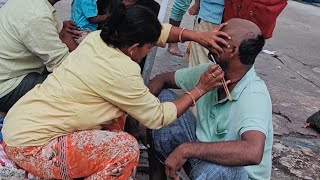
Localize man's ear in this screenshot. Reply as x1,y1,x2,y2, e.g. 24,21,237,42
229,45,239,58
128,43,140,55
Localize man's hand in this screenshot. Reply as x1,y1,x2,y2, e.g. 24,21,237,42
147,72,178,96
188,3,199,15
194,22,231,55
63,20,81,39
164,144,188,180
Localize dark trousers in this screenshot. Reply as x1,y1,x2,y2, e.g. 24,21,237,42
0,72,47,112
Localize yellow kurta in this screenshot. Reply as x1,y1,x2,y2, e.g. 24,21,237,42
3,24,177,147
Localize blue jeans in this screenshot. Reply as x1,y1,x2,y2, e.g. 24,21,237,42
152,89,248,180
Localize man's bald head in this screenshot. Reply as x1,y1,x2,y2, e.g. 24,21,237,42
221,18,265,66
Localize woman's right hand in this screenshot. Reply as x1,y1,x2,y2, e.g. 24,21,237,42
196,64,230,94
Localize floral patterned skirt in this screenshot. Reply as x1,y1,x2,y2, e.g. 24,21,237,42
3,115,139,180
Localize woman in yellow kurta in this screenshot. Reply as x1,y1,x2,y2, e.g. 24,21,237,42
2,3,230,180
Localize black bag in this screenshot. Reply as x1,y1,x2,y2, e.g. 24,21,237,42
307,110,320,133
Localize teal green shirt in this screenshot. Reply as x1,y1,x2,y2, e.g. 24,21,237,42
175,63,273,180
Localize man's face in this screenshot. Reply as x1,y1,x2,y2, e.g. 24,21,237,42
210,26,241,71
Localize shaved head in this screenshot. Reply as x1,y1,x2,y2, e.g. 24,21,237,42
218,18,265,66
222,18,262,46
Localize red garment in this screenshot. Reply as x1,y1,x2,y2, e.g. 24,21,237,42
223,0,287,39
3,115,139,180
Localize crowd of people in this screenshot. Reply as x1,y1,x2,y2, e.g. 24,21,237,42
0,0,273,179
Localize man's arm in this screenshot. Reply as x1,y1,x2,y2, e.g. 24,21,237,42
165,130,266,178
188,0,200,15
21,17,71,72
88,14,108,23
147,72,179,97
59,27,78,52
184,131,265,165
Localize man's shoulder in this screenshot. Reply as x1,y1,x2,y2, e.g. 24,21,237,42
245,77,270,96
8,0,55,23
236,74,271,108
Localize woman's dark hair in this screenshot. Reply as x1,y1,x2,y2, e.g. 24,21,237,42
238,35,265,65
100,1,162,49
135,0,160,15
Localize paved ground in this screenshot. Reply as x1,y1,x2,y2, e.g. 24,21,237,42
3,0,315,179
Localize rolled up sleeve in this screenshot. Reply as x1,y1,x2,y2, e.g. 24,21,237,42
156,23,172,48
20,16,69,72
102,74,177,129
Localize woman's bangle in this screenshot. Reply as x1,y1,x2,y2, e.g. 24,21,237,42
179,27,186,43
194,86,203,97
185,91,196,107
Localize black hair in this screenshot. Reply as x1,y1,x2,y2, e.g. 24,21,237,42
238,35,265,65
97,0,160,15
135,0,160,14
100,2,162,49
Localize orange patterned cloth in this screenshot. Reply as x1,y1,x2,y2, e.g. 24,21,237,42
3,115,139,180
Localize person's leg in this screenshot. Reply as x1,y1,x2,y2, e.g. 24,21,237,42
152,89,197,162
0,72,47,112
4,130,139,179
168,0,192,57
188,19,218,67
152,90,248,179
189,161,248,180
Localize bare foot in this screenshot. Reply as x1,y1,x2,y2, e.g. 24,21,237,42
168,43,183,57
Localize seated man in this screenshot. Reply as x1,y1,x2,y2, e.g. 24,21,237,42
148,18,272,179
0,0,78,112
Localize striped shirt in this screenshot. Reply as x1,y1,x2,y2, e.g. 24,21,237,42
198,0,225,25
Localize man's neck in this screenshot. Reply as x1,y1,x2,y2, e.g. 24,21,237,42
217,65,250,100
225,67,247,88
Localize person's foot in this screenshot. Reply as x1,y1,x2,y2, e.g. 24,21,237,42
168,43,183,57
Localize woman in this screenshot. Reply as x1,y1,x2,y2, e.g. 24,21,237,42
2,3,230,179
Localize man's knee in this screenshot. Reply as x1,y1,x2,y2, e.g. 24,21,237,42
189,161,248,180
158,89,178,103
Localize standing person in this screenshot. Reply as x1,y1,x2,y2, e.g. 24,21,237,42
71,0,109,32
2,3,231,179
71,0,109,43
148,18,272,180
188,0,225,67
0,0,78,112
167,0,200,57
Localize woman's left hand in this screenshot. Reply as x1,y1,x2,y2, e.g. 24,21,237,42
194,22,231,54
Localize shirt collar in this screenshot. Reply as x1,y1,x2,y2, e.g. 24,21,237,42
45,0,56,14
230,66,257,101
